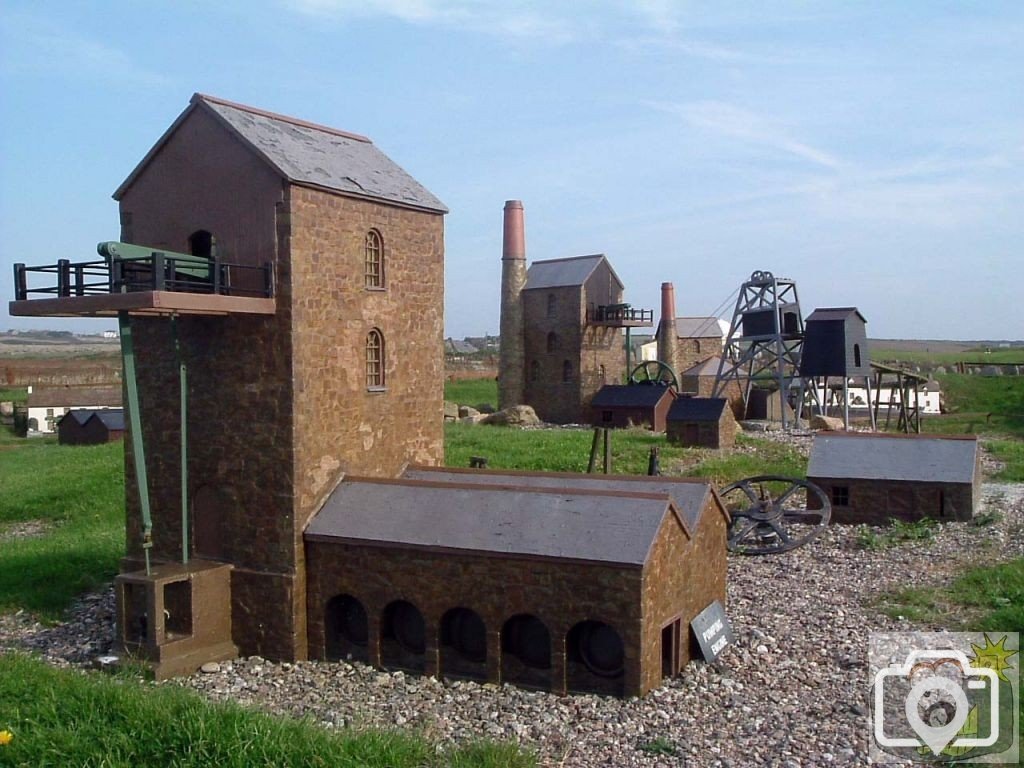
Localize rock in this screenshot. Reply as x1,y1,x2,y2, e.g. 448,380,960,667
460,414,487,425
458,405,480,418
810,414,845,431
933,366,947,375
0,401,13,417
443,401,459,421
481,405,541,426
201,662,222,674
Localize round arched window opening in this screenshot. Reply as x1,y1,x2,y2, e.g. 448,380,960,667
442,607,487,663
570,620,625,678
502,614,551,670
188,230,216,260
383,600,425,654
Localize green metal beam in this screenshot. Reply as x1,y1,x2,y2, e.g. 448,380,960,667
119,312,152,575
173,316,189,564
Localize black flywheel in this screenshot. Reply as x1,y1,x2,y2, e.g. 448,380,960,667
721,475,831,555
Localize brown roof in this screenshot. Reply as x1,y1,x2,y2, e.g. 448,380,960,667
27,386,121,409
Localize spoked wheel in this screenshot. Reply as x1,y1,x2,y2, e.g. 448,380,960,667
721,475,831,555
628,360,679,390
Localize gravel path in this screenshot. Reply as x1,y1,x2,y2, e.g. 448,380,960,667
3,481,1022,767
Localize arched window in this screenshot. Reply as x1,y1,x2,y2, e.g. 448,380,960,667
188,230,216,259
693,340,701,354
546,293,556,318
599,364,606,383
324,594,369,663
567,620,625,695
562,360,573,383
854,343,862,368
365,229,384,288
501,613,552,690
366,329,385,389
381,600,426,672
440,607,488,681
546,332,558,353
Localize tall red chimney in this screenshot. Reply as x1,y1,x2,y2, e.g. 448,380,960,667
657,282,678,373
498,201,527,409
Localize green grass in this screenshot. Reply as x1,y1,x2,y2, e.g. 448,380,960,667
872,346,1024,366
924,373,1024,439
0,653,534,768
0,440,124,618
987,440,1024,482
0,387,28,404
855,518,938,550
444,379,498,409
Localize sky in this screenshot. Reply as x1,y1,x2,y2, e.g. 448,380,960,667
1,1,1021,341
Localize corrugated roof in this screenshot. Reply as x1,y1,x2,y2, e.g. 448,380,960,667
590,385,673,408
806,307,866,323
28,386,122,409
523,255,621,291
116,94,447,214
807,433,978,484
305,478,677,566
675,317,729,339
667,397,728,422
399,466,717,532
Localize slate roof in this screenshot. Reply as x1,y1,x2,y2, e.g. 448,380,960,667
590,385,673,409
400,466,719,532
523,255,623,291
667,397,729,423
806,307,866,323
681,356,724,377
93,410,126,431
59,409,96,427
115,94,447,214
446,339,478,355
305,477,683,566
675,317,729,339
28,386,122,409
807,433,978,484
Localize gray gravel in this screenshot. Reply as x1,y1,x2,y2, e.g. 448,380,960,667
3,478,1022,767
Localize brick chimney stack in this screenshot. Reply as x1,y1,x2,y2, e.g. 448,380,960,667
498,200,527,409
657,281,678,374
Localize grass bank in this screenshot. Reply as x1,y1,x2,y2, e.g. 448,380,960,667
0,653,533,768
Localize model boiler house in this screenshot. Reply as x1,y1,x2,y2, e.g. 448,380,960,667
9,94,730,697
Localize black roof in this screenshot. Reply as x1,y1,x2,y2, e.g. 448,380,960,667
58,408,124,429
806,307,866,323
305,477,685,566
400,466,720,533
667,397,728,422
591,385,673,408
808,432,978,484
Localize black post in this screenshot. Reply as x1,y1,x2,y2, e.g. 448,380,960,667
212,256,221,295
602,427,611,474
587,427,601,474
13,264,26,301
647,446,660,476
57,259,71,297
263,261,273,298
153,253,165,291
74,264,85,296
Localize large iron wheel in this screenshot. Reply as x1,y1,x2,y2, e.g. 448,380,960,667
721,475,831,555
628,360,679,390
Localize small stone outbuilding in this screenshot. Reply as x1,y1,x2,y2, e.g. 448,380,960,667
666,398,738,449
589,384,675,432
807,432,981,524
304,467,730,697
57,408,125,445
678,356,744,419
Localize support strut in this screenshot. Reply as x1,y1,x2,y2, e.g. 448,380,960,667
119,312,153,575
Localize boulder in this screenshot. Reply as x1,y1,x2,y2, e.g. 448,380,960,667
458,405,481,419
443,400,459,421
475,403,496,414
481,405,541,426
0,401,13,417
810,414,845,431
460,413,487,425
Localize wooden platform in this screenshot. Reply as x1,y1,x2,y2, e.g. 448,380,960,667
9,290,276,318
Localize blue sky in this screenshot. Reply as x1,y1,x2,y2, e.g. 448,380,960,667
1,1,1021,340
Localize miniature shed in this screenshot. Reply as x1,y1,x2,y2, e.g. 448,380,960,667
58,408,125,445
799,307,869,378
678,356,744,419
806,432,981,524
666,397,737,449
589,384,675,432
303,466,729,697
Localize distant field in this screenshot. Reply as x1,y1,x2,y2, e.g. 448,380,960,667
871,341,1023,366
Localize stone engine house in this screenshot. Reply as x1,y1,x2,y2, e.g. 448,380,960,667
9,94,728,697
497,202,653,423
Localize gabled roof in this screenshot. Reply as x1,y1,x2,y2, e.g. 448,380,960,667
92,410,126,431
806,307,866,323
28,386,122,409
305,476,683,566
807,432,978,484
675,317,730,339
446,339,478,355
667,397,729,422
59,409,96,427
523,254,623,291
400,466,724,533
115,93,447,214
681,356,724,377
590,384,674,409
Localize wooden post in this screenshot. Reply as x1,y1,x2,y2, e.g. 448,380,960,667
603,427,611,474
57,259,71,297
587,428,601,474
843,378,850,429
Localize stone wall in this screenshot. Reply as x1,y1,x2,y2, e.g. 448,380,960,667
641,491,728,694
807,477,976,524
522,286,583,423
679,373,745,419
305,541,646,695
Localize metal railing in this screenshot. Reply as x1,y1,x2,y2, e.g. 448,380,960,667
13,251,273,301
589,304,654,324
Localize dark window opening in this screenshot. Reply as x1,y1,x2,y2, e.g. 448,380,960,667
602,410,613,423
854,343,862,368
562,360,573,383
366,329,385,389
547,293,556,318
567,620,625,696
325,594,369,662
365,229,384,288
547,332,558,353
832,486,850,507
188,230,216,259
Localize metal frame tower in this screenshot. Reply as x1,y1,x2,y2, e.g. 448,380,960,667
712,270,805,428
